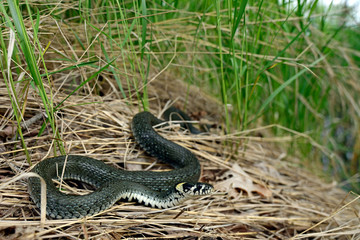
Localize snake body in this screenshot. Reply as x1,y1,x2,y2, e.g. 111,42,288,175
28,111,213,219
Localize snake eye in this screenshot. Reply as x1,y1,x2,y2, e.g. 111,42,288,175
176,182,213,195
181,183,193,193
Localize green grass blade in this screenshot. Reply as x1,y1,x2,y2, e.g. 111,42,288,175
250,56,326,124
54,58,117,111
231,0,248,41
140,0,147,61
215,0,229,132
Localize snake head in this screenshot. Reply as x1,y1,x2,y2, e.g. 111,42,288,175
175,182,213,196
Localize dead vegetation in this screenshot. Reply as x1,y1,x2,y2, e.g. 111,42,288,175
0,80,359,239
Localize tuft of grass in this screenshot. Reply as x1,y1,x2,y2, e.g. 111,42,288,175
1,1,64,163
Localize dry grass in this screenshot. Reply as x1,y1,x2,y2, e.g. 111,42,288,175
0,81,359,239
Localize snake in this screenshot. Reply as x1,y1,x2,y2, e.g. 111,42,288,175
28,109,213,219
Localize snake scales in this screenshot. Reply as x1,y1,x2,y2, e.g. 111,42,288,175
28,109,213,219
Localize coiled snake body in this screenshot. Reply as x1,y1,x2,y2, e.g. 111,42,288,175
28,110,213,219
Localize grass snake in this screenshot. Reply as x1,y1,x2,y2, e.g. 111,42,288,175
28,109,213,219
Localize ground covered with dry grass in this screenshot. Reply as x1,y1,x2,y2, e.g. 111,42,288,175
0,79,359,239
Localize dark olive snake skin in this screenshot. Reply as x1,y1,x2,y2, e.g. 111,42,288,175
28,110,213,219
